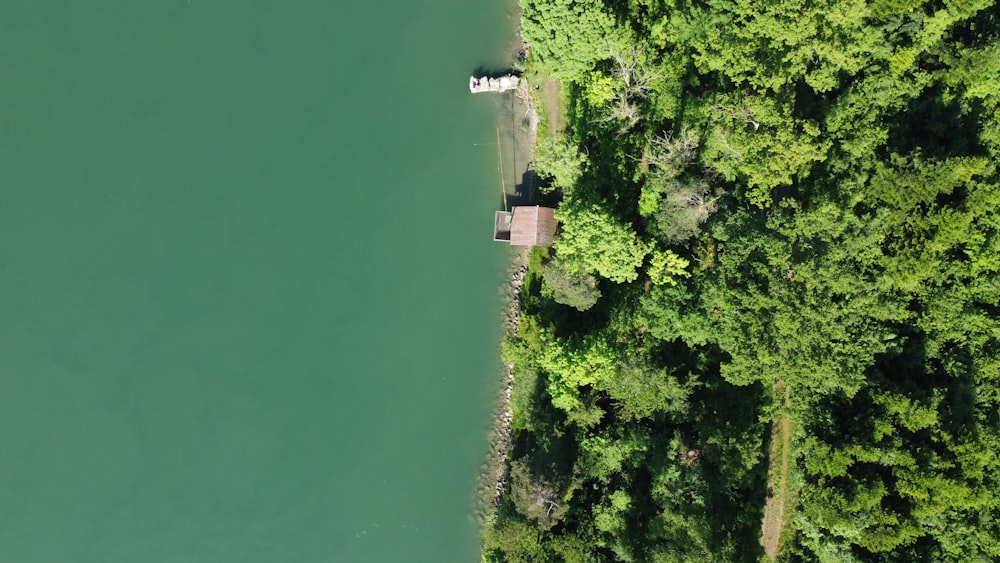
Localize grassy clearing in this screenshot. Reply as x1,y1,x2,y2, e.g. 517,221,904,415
539,77,564,140
524,61,565,143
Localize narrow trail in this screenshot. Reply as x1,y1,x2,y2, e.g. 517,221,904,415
761,387,792,560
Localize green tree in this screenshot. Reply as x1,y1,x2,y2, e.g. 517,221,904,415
554,201,650,283
702,93,830,207
542,258,602,311
647,246,690,286
536,135,586,194
520,0,624,82
508,459,573,531
673,0,879,93
538,333,617,413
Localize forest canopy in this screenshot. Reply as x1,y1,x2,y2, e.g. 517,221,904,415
484,0,1000,561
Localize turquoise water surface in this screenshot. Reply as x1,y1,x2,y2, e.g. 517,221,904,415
0,2,515,560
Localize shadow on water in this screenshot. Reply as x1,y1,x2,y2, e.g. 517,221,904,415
471,66,520,79
486,89,537,211
508,168,538,207
492,169,537,217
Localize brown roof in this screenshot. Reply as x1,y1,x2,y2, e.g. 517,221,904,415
510,206,558,246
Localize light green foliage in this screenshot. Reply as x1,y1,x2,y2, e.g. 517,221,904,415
867,153,991,294
941,41,1000,101
583,71,616,107
604,360,692,421
637,180,661,217
870,153,987,212
554,202,650,283
869,0,928,18
676,0,878,92
593,489,631,534
535,135,586,193
519,0,623,82
538,334,617,413
703,94,830,207
578,435,629,480
508,363,540,433
648,247,690,286
522,310,548,348
640,288,712,346
910,0,994,54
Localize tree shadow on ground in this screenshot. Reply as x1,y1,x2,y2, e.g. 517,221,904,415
685,352,769,562
886,87,987,159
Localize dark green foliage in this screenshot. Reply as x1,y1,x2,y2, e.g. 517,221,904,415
542,258,602,311
483,506,551,562
646,175,718,244
485,0,1000,559
508,459,573,530
602,354,692,421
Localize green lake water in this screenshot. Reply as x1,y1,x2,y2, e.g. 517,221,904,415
0,2,516,560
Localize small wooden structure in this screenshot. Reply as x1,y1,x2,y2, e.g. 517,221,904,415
493,206,558,247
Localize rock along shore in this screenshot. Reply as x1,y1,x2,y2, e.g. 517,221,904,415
474,247,529,525
473,30,538,530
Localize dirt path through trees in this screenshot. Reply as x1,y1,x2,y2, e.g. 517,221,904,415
761,389,792,560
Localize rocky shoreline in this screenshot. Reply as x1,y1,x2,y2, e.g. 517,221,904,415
472,5,538,530
474,247,528,524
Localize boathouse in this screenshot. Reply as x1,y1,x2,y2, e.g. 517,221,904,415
494,206,558,247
